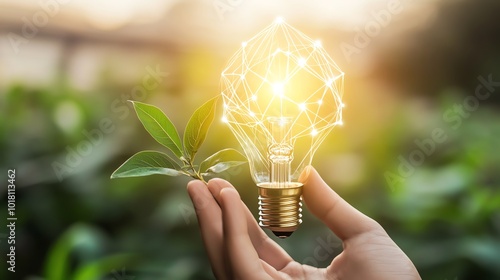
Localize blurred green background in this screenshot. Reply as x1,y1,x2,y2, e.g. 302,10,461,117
1,0,499,279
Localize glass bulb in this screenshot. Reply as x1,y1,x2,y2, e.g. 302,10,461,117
221,18,344,238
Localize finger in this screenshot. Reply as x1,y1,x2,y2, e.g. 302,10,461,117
208,178,293,270
300,166,383,240
186,180,228,280
260,260,288,279
220,188,271,279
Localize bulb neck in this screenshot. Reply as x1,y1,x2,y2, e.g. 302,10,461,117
267,116,294,188
269,145,293,188
258,183,303,238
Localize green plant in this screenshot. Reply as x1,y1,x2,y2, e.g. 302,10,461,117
110,97,246,183
43,223,136,280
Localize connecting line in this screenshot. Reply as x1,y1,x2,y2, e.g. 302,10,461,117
221,18,345,176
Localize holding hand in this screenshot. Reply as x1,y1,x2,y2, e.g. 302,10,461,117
187,166,421,280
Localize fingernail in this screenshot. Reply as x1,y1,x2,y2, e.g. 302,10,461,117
186,180,199,194
220,188,239,199
299,165,312,183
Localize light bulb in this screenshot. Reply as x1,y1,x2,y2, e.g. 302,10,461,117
221,18,344,238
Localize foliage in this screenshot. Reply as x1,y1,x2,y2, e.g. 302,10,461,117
44,224,135,280
111,98,247,183
2,2,500,276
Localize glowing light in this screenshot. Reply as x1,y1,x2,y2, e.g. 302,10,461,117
272,82,285,97
220,19,345,238
298,57,307,67
222,116,228,123
278,117,288,126
220,19,344,182
275,17,284,24
341,103,345,108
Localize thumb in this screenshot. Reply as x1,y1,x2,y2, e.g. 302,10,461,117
300,166,382,240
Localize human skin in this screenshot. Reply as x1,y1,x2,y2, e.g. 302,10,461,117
187,166,421,280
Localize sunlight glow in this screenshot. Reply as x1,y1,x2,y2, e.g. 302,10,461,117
272,82,285,97
298,57,307,67
275,17,285,24
220,19,345,178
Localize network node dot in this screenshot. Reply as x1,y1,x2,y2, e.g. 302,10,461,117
298,57,307,67
272,82,285,96
220,20,345,168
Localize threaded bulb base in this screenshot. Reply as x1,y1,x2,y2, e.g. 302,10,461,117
258,183,303,238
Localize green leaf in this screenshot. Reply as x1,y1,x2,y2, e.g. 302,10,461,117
44,224,103,280
44,228,73,280
183,96,219,161
199,148,247,174
131,101,183,157
72,254,136,280
111,151,183,178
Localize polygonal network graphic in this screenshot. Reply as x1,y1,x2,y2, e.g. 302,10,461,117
221,18,344,179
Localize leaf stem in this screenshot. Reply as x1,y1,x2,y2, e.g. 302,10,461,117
183,158,207,184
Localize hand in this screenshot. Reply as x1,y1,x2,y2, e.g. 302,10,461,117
187,166,421,280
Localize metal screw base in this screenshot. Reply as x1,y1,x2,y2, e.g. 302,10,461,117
258,183,303,238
